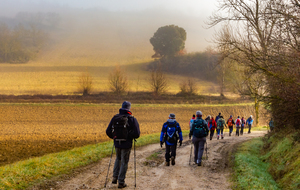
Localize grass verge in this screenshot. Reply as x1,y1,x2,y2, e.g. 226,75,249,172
0,130,188,190
232,137,280,190
261,132,300,189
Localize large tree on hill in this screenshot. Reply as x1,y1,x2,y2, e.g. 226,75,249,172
150,25,186,58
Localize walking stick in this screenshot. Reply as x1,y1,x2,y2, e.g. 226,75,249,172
134,139,137,188
104,143,115,188
205,141,208,160
189,141,193,165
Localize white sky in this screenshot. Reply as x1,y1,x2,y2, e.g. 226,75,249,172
0,0,221,52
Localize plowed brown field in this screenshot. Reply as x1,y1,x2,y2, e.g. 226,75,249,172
0,103,265,166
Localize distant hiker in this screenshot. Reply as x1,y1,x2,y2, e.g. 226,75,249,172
217,116,226,140
240,117,246,135
205,115,211,123
227,115,235,136
160,113,183,166
208,116,217,140
189,111,209,166
106,101,140,188
235,116,241,136
215,113,221,122
189,114,196,129
269,118,274,131
246,115,254,133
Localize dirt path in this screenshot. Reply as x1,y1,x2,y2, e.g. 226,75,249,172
50,131,266,190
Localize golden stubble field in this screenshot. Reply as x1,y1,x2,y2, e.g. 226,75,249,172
0,103,265,166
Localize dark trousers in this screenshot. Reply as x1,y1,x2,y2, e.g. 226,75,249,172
210,129,215,138
248,124,252,133
192,136,206,164
165,144,177,162
241,126,244,135
229,126,233,135
236,127,240,136
113,147,131,184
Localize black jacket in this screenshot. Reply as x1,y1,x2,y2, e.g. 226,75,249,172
106,108,140,149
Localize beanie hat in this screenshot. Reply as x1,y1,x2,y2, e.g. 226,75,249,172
196,111,202,116
169,113,176,118
122,101,131,110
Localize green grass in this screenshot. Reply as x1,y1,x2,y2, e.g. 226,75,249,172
0,130,189,190
232,137,280,190
261,134,300,190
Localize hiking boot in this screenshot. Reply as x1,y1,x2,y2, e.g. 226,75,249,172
118,183,127,189
217,136,219,140
112,177,118,184
197,162,201,166
171,156,175,165
221,136,224,139
210,136,212,140
165,161,170,166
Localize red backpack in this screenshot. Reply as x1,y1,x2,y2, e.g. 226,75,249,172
236,118,241,126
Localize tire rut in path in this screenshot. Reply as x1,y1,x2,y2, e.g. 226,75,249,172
45,131,266,190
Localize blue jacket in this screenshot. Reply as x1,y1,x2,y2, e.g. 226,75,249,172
160,119,183,146
246,117,254,125
106,108,140,149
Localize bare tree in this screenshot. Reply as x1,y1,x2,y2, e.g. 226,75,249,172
179,78,198,95
78,71,93,96
149,66,168,95
109,65,128,95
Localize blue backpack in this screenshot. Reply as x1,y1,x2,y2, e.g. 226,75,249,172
165,122,178,144
193,119,207,138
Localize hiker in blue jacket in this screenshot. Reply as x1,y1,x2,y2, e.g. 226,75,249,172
189,111,209,166
246,115,254,133
160,113,183,166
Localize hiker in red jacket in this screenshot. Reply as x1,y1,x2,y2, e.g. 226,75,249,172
208,116,217,140
235,116,241,136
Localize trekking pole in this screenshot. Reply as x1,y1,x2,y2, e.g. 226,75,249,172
205,141,208,160
104,142,115,188
134,139,137,188
189,141,193,165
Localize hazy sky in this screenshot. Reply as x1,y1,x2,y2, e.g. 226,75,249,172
0,0,221,52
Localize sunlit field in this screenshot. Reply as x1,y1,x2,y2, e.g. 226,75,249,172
0,62,218,95
0,103,266,166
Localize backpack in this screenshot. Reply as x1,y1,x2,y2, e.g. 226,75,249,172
165,122,178,144
112,114,132,143
228,118,233,127
193,119,207,138
236,118,241,126
217,119,225,129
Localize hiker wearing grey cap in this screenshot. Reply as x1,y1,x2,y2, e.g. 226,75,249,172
189,111,209,166
160,113,183,166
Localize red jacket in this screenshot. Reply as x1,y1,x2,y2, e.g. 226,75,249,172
208,118,217,130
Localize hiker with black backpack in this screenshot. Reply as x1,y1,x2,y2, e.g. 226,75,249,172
246,115,254,133
235,116,241,136
160,113,183,166
227,115,235,136
189,111,209,166
106,101,140,189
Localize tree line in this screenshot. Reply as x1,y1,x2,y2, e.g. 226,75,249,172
0,12,60,63
207,0,300,130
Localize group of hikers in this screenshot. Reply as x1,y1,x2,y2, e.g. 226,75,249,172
202,113,254,140
105,101,254,188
